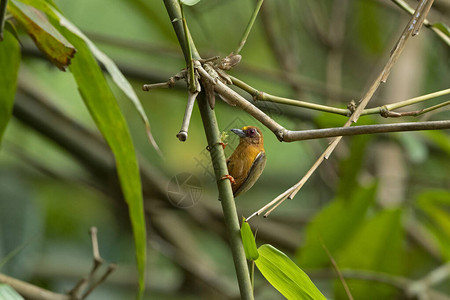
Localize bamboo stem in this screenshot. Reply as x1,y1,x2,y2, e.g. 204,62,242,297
162,1,254,298
235,0,264,55
197,94,254,300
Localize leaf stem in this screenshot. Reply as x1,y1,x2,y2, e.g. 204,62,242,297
234,0,264,55
179,2,196,92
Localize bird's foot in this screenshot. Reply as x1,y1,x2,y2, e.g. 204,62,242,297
206,142,228,151
220,174,235,184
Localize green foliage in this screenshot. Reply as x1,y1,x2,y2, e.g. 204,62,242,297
297,184,377,268
240,218,259,261
62,29,147,300
433,23,450,38
354,1,385,55
256,244,326,300
416,189,450,260
335,208,404,299
7,0,148,297
0,24,20,145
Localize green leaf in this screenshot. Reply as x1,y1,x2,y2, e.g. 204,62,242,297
336,135,372,199
355,1,384,55
422,131,450,155
256,244,326,300
8,0,75,70
11,0,147,297
416,189,450,260
0,284,24,300
13,0,162,157
335,209,404,300
240,218,259,261
433,23,450,37
67,34,147,299
297,184,376,268
180,0,201,6
0,24,20,145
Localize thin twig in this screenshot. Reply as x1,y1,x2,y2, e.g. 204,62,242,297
81,264,117,299
390,0,450,46
0,273,70,300
321,243,353,300
142,81,173,90
176,91,198,141
0,0,7,41
235,0,264,55
68,227,112,298
90,226,104,267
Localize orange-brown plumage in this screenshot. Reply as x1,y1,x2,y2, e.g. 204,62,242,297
226,126,266,197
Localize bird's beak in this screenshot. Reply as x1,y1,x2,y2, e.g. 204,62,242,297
231,128,246,138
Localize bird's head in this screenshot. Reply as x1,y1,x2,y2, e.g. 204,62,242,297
230,126,264,146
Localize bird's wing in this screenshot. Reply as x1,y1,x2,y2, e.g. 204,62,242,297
233,151,266,197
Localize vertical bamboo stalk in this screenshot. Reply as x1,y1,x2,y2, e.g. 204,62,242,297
197,93,254,300
162,1,254,298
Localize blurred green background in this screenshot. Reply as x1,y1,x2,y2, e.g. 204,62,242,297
0,0,449,299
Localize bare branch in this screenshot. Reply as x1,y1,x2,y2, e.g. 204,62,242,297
176,91,198,141
283,121,450,141
321,243,353,300
68,227,115,299
0,273,70,300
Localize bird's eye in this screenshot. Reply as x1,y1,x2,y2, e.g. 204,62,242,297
247,128,256,137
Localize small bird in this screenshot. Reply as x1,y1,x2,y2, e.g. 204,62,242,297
223,126,266,197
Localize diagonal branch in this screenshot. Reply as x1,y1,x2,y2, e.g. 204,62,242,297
247,0,436,219
390,0,450,46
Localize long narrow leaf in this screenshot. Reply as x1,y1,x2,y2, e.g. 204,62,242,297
10,0,147,297
67,34,147,299
256,244,326,300
335,209,403,299
12,0,162,157
8,0,75,70
0,24,20,144
240,218,259,261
